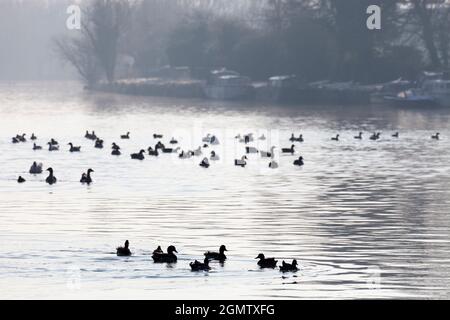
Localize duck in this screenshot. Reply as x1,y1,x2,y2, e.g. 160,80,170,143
289,133,303,142
116,240,131,256
269,160,279,169
281,145,295,154
192,146,202,156
33,143,42,150
80,168,94,184
258,134,266,141
204,245,227,262
120,132,130,139
155,141,165,151
203,144,209,148
279,259,298,272
331,134,339,141
179,150,193,159
47,142,59,151
162,147,180,154
131,150,145,160
68,143,81,152
30,133,37,140
246,146,259,154
29,162,43,174
153,133,163,139
235,156,247,167
153,246,163,255
170,137,178,144
354,132,363,140
85,130,97,140
111,143,121,155
94,138,104,149
148,147,159,156
112,142,121,150
293,156,304,166
199,157,210,168
17,176,26,183
49,138,58,145
431,132,440,140
392,132,399,138
202,134,212,143
12,137,20,144
152,245,178,263
369,132,378,140
255,253,278,268
260,146,276,158
210,151,220,161
18,134,27,142
45,168,57,185
190,258,211,271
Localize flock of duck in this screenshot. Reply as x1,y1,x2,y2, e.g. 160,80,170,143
11,130,442,184
116,241,299,273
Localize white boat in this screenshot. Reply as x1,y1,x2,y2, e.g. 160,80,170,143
203,69,253,100
421,79,450,107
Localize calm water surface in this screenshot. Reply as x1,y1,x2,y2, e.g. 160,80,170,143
1,82,450,299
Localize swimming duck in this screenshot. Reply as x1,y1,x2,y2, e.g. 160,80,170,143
45,168,57,185
203,144,209,148
432,132,440,140
29,162,43,174
260,146,276,158
18,134,27,142
153,246,163,254
269,160,279,169
290,133,303,142
170,137,178,144
190,258,211,271
392,132,399,138
131,150,146,160
235,156,247,167
49,138,58,145
204,245,227,262
210,151,220,161
68,143,81,152
47,142,59,151
246,146,259,154
255,253,278,268
152,245,178,263
153,133,163,139
94,138,104,149
281,145,295,154
111,143,121,155
116,240,131,256
279,259,298,272
80,168,94,184
155,141,165,151
331,134,339,141
120,132,130,139
354,132,363,140
17,176,26,183
85,130,97,140
12,137,19,144
162,147,180,154
369,132,378,140
192,146,202,156
200,157,210,168
112,142,120,150
30,133,37,140
33,143,42,150
148,147,159,156
293,156,304,166
258,134,266,141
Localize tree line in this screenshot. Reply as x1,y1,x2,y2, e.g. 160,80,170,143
54,0,450,86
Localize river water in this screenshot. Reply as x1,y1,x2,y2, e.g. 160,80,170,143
1,82,450,299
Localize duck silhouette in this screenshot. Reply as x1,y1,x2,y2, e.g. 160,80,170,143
94,138,104,149
293,156,304,166
331,134,339,141
49,138,58,145
235,156,247,167
153,134,163,139
12,137,19,144
116,240,131,256
29,162,43,174
281,145,295,154
204,245,227,262
152,245,178,263
33,143,42,150
17,176,26,183
190,258,211,271
200,158,210,168
45,168,57,185
279,259,298,272
131,150,145,160
170,137,178,144
432,132,440,140
121,132,130,139
392,132,399,138
30,133,37,140
18,134,27,142
47,142,59,151
255,253,278,268
68,143,81,152
80,169,94,184
148,147,159,156
354,132,363,140
111,143,121,156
